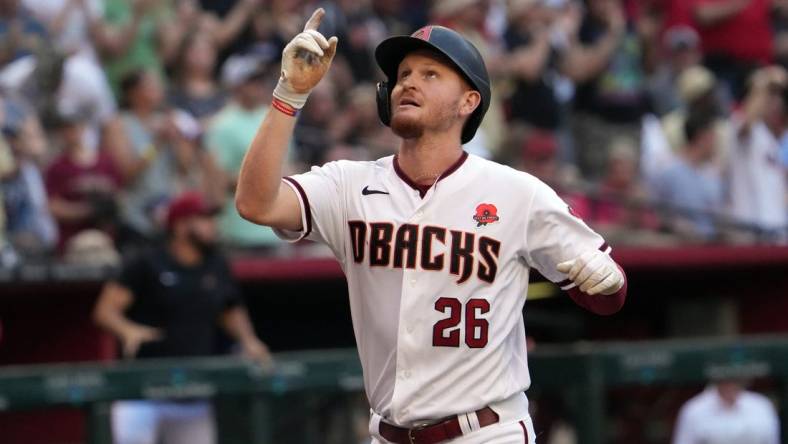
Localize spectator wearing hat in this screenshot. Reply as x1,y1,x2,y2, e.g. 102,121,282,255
204,54,283,250
661,65,730,160
517,128,593,220
93,190,270,444
648,25,704,116
45,109,122,254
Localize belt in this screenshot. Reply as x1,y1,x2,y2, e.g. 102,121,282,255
378,406,499,444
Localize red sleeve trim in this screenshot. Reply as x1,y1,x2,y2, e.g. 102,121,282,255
566,264,627,316
283,177,312,238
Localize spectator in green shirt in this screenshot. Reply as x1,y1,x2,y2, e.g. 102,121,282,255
98,0,175,97
205,54,285,249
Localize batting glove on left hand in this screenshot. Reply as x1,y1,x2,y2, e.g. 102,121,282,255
556,250,624,295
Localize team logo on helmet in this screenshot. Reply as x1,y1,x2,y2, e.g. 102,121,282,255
411,26,433,41
473,203,499,227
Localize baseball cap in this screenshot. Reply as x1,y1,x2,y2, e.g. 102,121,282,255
522,130,557,161
678,66,716,104
221,53,272,89
165,191,220,230
664,25,699,52
63,229,121,267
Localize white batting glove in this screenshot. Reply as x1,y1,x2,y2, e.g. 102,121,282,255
556,250,624,295
273,8,338,109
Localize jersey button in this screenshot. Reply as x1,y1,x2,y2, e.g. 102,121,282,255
414,211,423,220
404,371,412,379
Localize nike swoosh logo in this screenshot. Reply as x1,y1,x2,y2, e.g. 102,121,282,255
362,186,389,196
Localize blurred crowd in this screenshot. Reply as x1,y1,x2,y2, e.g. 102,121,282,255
1,0,787,267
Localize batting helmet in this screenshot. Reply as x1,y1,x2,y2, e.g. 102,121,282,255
374,25,491,144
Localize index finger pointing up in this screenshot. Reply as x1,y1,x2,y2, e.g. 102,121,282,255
303,8,325,32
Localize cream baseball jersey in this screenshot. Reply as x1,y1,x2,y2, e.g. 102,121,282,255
276,152,609,425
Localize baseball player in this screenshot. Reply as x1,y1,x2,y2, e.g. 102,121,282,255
236,9,627,444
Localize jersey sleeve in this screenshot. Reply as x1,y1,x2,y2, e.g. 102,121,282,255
274,161,347,258
522,178,609,288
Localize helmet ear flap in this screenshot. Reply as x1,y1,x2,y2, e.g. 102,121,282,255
376,81,391,126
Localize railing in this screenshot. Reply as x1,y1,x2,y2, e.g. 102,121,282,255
3,336,788,444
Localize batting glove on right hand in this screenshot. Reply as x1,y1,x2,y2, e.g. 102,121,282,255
273,8,338,109
556,250,624,296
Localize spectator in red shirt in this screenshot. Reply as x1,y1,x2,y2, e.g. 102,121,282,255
591,138,661,232
45,111,122,253
693,0,774,98
518,129,593,220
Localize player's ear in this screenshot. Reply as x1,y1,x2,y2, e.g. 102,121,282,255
459,90,481,118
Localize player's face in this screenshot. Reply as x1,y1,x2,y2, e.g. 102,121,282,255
390,51,480,140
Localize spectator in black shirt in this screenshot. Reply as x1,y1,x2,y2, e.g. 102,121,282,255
93,190,269,444
564,0,651,180
503,0,562,131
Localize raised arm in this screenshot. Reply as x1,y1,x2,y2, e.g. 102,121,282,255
235,8,338,231
693,0,750,27
561,2,626,83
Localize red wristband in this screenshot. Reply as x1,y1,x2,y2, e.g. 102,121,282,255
272,97,299,117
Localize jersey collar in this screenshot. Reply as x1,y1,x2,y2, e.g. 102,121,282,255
393,151,469,198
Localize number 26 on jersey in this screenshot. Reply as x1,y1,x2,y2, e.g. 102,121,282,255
432,297,489,348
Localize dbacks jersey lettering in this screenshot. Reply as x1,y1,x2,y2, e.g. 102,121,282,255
348,221,501,284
